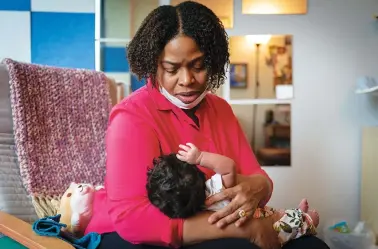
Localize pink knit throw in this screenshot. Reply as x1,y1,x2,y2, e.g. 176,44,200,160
2,58,110,218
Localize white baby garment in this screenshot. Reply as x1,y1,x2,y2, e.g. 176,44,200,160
205,173,230,211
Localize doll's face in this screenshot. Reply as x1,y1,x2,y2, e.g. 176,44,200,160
74,183,94,195
68,182,94,195
69,182,95,212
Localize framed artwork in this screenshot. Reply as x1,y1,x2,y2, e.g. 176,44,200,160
230,63,248,88
265,35,293,88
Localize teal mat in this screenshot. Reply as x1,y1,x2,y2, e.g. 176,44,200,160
0,235,28,249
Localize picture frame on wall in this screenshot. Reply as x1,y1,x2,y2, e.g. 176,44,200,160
230,63,248,88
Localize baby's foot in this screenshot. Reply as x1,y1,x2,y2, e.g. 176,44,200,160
307,209,320,227
298,198,309,212
298,198,319,227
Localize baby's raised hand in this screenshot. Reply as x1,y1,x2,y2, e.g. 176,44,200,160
177,143,202,164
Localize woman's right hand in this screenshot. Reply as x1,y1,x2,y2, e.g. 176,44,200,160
206,174,271,228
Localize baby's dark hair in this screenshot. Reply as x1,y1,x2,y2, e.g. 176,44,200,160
146,153,207,218
127,1,229,91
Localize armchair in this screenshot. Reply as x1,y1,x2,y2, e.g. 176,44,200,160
0,60,124,248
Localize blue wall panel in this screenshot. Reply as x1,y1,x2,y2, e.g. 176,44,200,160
102,46,129,72
131,75,146,91
31,12,95,69
0,0,30,11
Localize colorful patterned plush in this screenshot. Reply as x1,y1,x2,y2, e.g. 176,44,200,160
273,208,317,245
2,58,111,218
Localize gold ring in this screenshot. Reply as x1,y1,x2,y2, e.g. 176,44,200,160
238,209,246,218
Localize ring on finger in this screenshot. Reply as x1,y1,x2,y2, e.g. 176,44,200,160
238,209,247,218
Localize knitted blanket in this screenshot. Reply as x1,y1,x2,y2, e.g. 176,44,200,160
2,58,110,218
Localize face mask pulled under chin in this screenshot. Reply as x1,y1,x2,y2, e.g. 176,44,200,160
159,86,208,109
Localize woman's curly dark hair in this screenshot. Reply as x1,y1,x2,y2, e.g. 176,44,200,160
127,1,229,91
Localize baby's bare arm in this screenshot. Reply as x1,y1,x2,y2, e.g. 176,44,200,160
197,152,236,188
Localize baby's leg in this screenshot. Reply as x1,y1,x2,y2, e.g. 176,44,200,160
271,198,319,246
257,199,319,226
272,198,319,231
251,200,319,248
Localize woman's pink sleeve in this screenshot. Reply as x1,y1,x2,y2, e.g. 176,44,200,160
104,107,183,248
234,116,274,207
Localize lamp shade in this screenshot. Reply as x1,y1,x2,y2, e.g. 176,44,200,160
242,0,307,15
246,35,272,45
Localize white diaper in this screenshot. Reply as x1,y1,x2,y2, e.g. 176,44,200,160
205,173,230,211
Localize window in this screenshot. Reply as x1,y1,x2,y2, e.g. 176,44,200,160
95,0,159,95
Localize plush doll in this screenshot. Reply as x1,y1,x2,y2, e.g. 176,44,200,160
56,182,101,237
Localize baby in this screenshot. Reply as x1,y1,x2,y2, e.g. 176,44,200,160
146,143,319,248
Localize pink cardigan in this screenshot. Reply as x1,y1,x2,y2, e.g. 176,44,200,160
85,80,273,248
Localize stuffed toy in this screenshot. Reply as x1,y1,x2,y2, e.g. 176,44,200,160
56,182,102,237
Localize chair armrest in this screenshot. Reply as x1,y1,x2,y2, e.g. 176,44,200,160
106,76,127,106
0,211,74,249
106,76,118,107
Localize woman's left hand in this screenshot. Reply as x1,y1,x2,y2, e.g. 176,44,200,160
205,174,271,228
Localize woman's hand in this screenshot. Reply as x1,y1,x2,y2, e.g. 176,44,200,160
205,174,271,228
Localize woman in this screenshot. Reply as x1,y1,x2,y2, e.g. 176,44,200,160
85,2,329,249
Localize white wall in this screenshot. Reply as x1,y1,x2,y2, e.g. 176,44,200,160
226,0,378,233
0,11,31,63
